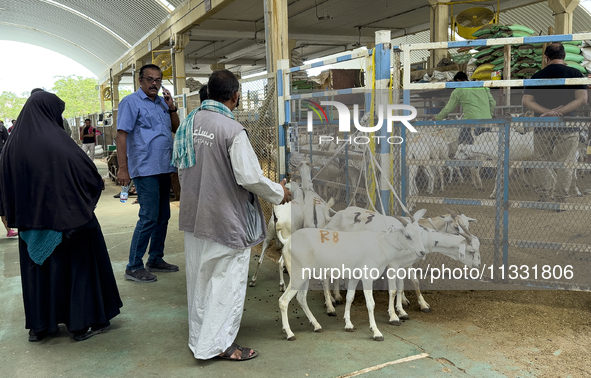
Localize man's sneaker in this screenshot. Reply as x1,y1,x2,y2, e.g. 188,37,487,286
7,230,18,237
124,268,157,283
146,260,179,273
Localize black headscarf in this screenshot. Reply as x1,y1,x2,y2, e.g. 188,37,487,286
0,91,102,231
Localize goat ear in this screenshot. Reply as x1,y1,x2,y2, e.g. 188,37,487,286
413,209,427,221
466,217,477,223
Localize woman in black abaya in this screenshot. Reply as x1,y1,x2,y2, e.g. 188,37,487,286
0,91,122,342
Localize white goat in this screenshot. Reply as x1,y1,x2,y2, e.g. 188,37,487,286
398,208,479,313
278,217,426,341
326,207,479,324
454,130,533,198
408,134,448,196
249,182,304,288
455,130,583,200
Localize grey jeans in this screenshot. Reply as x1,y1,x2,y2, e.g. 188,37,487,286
532,132,579,201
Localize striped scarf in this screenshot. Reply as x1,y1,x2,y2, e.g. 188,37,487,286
171,100,235,169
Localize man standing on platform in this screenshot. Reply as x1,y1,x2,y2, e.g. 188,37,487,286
522,43,587,207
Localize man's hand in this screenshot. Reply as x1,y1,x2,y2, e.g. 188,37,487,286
117,167,131,187
279,178,292,205
162,86,175,110
541,106,563,117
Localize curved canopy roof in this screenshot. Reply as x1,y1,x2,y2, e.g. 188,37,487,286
1,0,591,78
0,0,185,75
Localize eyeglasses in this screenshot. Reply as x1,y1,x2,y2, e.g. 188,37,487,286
141,76,162,84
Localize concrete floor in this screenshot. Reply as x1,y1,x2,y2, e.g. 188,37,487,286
0,161,531,378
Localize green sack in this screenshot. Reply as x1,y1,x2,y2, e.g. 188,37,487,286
493,63,504,71
532,46,579,55
491,56,505,65
565,61,587,74
565,53,584,63
511,31,535,37
472,24,508,37
507,25,536,35
514,58,537,65
514,44,535,56
493,32,511,38
477,33,495,40
476,54,495,65
492,48,505,57
563,40,583,46
516,67,539,77
514,55,537,62
474,48,495,58
565,44,581,54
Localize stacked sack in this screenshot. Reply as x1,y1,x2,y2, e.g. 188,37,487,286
470,24,588,79
470,24,537,80
510,41,585,78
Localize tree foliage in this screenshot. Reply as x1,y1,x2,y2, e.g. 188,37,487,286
119,89,133,101
0,91,28,121
51,75,100,118
1,77,130,122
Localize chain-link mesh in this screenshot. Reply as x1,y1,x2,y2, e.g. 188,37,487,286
288,82,591,290
289,91,368,213
402,93,591,290
234,74,278,222
179,74,278,222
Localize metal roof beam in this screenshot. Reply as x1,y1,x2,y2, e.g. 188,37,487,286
100,0,236,84
190,28,375,43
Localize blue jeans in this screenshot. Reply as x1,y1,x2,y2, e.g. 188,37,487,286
127,174,171,271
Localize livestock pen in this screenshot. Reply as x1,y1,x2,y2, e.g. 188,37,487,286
279,32,591,292
271,32,591,373
163,31,591,376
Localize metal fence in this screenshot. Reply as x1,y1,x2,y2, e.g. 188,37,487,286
281,32,591,290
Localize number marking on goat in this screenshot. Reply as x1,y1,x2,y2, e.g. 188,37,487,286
353,212,361,224
319,230,339,243
365,214,375,224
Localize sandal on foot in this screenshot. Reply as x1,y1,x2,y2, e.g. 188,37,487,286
73,324,108,341
218,343,258,361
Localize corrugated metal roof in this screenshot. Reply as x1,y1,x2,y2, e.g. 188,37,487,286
501,2,591,34
2,0,590,77
1,0,172,75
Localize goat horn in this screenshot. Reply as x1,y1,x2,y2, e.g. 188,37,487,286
393,215,408,227
458,221,472,236
460,232,473,244
455,206,463,215
443,207,458,218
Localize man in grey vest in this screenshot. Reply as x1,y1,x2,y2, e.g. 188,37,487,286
174,70,290,361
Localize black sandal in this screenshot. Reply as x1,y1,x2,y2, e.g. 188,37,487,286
218,343,259,361
73,322,109,341
28,329,47,342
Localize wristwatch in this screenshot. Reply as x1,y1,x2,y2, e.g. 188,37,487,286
168,107,177,114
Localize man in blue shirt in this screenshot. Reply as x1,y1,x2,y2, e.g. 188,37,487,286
117,64,180,283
